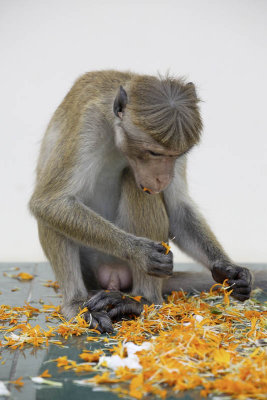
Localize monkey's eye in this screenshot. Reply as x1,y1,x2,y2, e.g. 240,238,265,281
147,150,162,156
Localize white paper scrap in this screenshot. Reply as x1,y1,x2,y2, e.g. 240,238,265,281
194,314,204,322
99,341,151,370
124,341,151,356
0,382,10,396
31,377,63,387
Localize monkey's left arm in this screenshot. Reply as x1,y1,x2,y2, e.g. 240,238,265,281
164,162,253,301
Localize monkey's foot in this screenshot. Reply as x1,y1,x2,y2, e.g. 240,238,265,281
85,290,143,321
83,309,113,334
212,262,253,301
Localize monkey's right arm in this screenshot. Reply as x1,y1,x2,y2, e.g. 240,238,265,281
164,158,253,301
29,193,173,277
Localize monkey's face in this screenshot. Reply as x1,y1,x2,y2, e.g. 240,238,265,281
126,148,178,194
113,80,200,194
114,116,180,194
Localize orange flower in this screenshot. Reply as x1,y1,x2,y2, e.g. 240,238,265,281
75,364,93,373
39,369,51,378
129,374,144,399
132,296,142,302
161,241,171,255
16,272,34,280
247,317,258,338
223,289,233,306
79,350,103,362
213,348,231,366
43,280,59,289
86,335,101,341
55,356,69,367
9,377,24,387
91,372,120,384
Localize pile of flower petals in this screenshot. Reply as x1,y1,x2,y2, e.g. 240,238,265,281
1,283,267,399
73,285,267,399
0,304,91,348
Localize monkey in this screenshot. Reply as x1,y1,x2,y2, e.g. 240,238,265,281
29,70,253,333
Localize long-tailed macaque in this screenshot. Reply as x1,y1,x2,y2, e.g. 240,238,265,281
29,70,253,333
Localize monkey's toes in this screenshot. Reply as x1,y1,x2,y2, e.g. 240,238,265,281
85,290,144,322
108,297,143,320
84,310,113,334
86,290,126,312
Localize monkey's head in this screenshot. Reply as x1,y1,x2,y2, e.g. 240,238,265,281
113,75,202,194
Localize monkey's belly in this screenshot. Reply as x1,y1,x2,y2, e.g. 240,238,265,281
97,264,132,291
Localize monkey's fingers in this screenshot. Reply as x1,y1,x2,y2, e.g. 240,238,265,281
84,310,113,334
228,267,253,301
150,253,173,265
228,279,252,301
147,257,173,277
153,250,173,262
147,245,173,277
155,242,173,254
155,243,169,253
236,266,253,284
229,286,251,301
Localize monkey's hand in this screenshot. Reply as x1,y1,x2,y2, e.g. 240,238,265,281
132,238,173,277
85,290,143,321
211,261,253,301
83,308,114,334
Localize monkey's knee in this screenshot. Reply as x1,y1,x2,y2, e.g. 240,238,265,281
97,263,132,291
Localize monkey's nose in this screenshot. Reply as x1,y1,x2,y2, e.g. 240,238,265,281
155,176,169,191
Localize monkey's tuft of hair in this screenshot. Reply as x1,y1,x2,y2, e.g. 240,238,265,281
128,74,202,152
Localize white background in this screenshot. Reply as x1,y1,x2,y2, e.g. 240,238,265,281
0,0,266,263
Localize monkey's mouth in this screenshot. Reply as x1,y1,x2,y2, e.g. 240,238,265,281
140,184,159,195
140,184,151,194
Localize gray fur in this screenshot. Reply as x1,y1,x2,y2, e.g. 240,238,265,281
128,74,202,151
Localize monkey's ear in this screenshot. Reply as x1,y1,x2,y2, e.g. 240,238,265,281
186,82,197,97
113,86,128,119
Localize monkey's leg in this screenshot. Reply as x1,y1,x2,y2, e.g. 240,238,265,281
130,266,164,304
86,270,164,321
84,261,144,320
85,272,161,321
38,222,113,332
163,271,215,294
79,244,144,322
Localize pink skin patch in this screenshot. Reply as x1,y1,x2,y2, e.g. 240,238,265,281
97,263,132,291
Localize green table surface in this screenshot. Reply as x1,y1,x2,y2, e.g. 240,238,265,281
0,262,266,400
